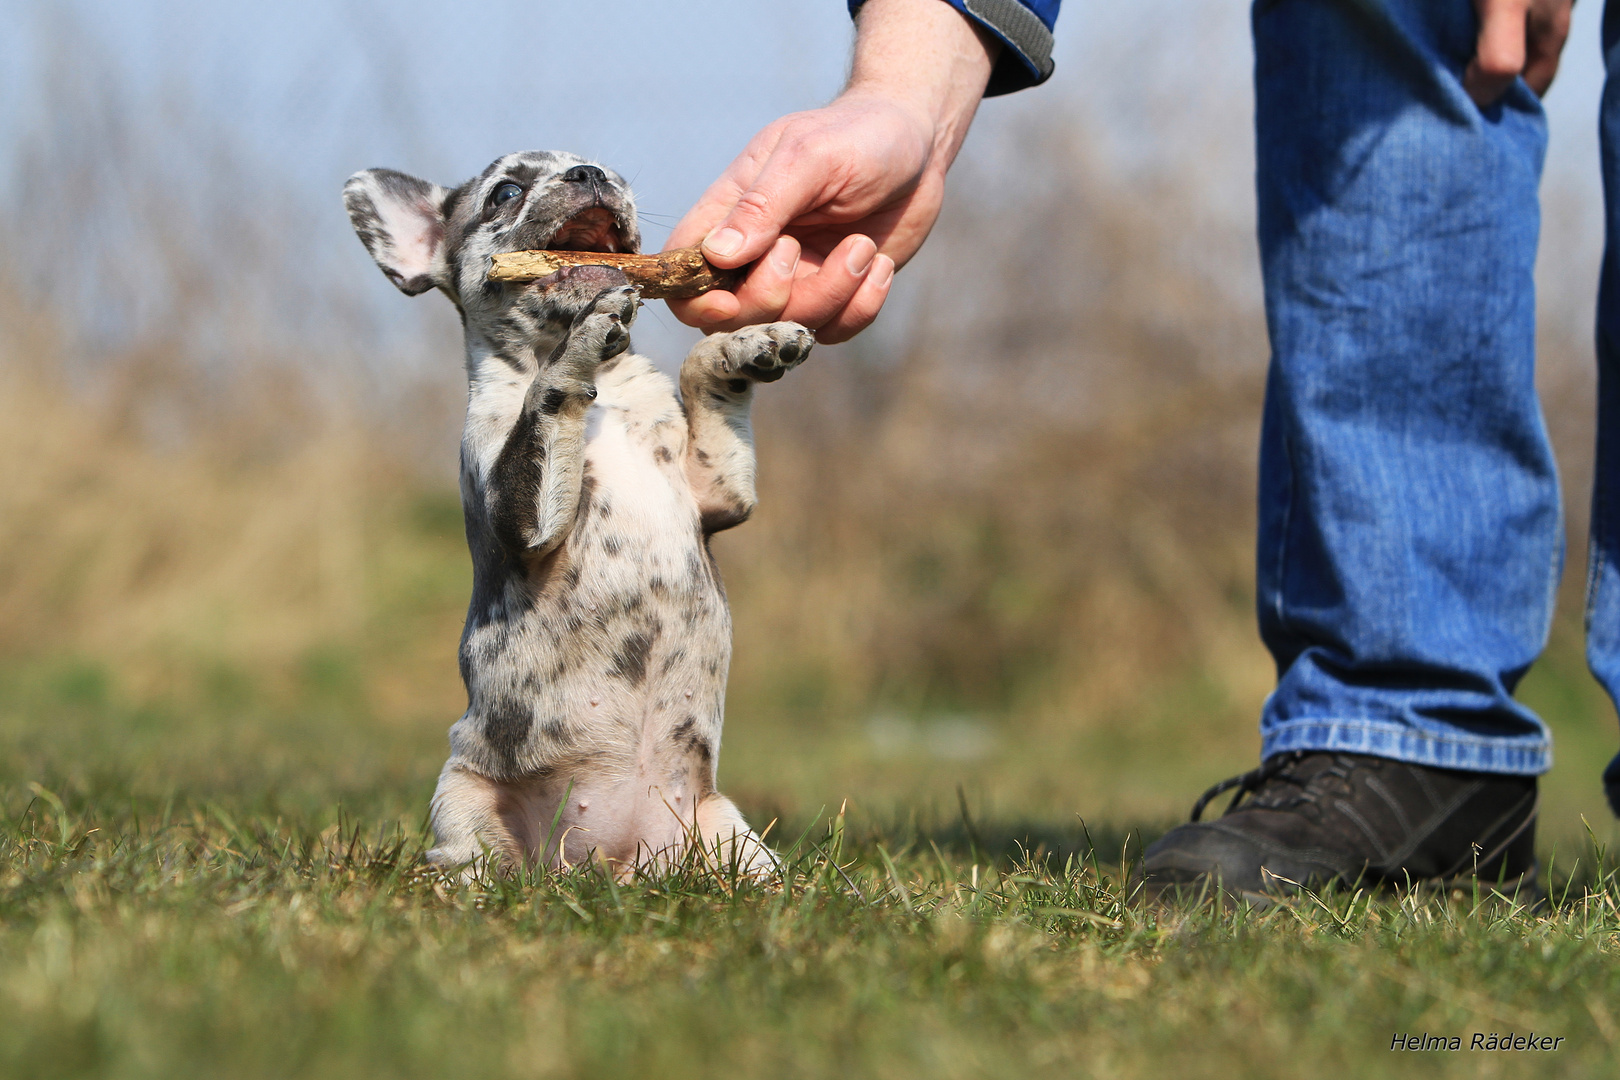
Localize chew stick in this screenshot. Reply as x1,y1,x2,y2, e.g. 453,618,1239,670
487,246,742,299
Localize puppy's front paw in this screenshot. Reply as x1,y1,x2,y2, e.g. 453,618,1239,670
570,284,639,362
717,322,813,384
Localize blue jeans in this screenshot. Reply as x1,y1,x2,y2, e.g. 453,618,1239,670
1594,2,1620,809
1252,0,1585,780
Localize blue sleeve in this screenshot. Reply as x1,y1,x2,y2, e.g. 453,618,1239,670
847,0,1058,96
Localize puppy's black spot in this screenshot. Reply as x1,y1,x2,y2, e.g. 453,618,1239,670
483,698,532,772
660,648,687,673
488,415,547,554
610,629,656,684
694,449,710,466
670,718,716,767
603,535,623,556
672,716,714,767
654,445,673,464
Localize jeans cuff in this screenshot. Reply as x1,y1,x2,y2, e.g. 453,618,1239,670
1260,718,1550,776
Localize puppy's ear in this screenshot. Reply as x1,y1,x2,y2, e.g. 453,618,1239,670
343,168,449,296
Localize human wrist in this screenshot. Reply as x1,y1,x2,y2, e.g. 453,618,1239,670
845,0,998,172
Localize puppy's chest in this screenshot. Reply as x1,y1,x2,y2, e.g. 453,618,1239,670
569,357,698,563
583,354,690,514
552,360,724,653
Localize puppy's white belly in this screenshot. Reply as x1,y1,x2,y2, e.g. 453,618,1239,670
581,405,686,526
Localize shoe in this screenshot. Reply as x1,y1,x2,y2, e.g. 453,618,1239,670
1138,751,1540,906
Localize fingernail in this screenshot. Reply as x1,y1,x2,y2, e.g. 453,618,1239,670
870,255,894,289
706,227,744,259
846,239,876,276
772,239,800,275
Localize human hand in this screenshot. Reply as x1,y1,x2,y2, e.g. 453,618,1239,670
1465,0,1575,106
666,0,996,344
664,94,936,344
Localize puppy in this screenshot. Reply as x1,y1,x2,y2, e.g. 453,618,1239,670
344,151,810,878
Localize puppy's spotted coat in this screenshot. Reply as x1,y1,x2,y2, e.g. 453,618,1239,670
345,151,809,877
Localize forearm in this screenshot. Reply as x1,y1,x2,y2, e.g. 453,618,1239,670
846,0,1000,176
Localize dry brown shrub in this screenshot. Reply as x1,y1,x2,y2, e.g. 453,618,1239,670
718,125,1275,733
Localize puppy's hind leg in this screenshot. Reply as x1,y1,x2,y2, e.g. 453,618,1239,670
692,793,779,881
425,763,517,875
425,762,550,876
678,323,814,533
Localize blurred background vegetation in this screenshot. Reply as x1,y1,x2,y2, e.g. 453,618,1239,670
1,0,1616,854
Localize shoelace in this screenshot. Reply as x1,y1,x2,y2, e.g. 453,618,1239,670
1187,751,1361,822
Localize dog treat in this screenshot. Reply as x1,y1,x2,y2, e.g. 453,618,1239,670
488,246,742,299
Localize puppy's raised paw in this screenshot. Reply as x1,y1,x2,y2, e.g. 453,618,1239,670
569,284,640,362
718,322,813,384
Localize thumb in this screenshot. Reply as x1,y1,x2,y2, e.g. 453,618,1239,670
1473,0,1530,78
1465,0,1531,106
701,146,831,268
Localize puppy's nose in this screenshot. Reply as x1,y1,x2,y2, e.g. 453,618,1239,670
561,165,606,184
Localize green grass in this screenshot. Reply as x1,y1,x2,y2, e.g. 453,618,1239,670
5,647,1620,1080
4,777,1620,1080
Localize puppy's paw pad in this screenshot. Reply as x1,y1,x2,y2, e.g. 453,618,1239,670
720,322,813,378
590,284,639,324
575,285,639,356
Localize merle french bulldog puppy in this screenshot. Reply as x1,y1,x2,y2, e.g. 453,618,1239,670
344,151,810,878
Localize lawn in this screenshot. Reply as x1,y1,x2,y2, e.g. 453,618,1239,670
4,637,1619,1079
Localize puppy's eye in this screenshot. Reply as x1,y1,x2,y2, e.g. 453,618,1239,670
491,182,523,207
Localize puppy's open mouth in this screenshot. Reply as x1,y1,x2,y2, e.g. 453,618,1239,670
547,208,628,254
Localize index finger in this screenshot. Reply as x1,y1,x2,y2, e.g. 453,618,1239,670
695,137,847,269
